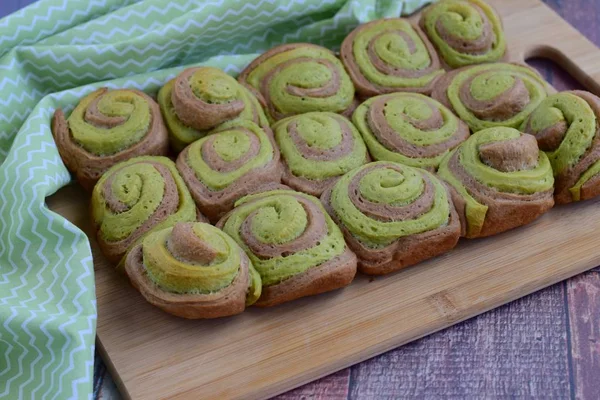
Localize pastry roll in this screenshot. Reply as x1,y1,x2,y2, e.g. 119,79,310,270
321,161,460,275
217,189,357,307
176,120,282,223
432,63,550,132
521,91,600,204
52,88,169,190
419,0,507,68
238,43,355,122
91,156,199,265
341,18,444,97
157,66,268,151
273,112,369,196
125,222,261,319
353,92,469,170
437,127,555,238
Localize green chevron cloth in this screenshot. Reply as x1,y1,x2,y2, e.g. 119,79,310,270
0,0,432,398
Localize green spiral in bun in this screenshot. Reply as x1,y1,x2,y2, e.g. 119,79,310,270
176,120,282,222
140,223,261,304
238,43,355,121
521,91,600,203
273,112,368,196
432,63,549,133
438,127,554,237
340,18,444,97
325,161,451,248
91,156,198,264
353,93,469,170
219,190,348,286
66,88,154,155
420,0,507,68
158,67,268,151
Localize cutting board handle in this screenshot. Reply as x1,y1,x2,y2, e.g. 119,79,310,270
520,44,600,95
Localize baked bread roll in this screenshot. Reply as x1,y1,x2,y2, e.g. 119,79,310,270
521,91,600,204
91,156,200,265
217,189,357,307
419,0,507,68
176,120,283,223
437,127,555,238
321,161,460,275
238,43,355,122
273,112,369,196
432,63,550,133
157,67,268,151
125,222,261,319
340,18,444,97
353,92,469,170
52,88,169,190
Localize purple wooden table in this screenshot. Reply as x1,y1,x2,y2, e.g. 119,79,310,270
2,1,599,399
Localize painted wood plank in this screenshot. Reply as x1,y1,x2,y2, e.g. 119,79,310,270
274,369,351,400
347,284,571,399
544,0,600,47
567,272,600,400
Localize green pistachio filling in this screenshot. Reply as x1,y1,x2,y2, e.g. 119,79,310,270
437,127,554,236
448,63,548,132
91,156,197,244
273,112,367,180
186,120,273,191
68,89,151,155
353,93,462,169
245,46,354,117
421,0,506,68
329,161,450,248
157,70,268,152
222,190,346,286
353,19,444,88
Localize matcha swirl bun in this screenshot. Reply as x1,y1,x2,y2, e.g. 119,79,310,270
52,88,169,191
341,18,444,97
437,127,554,238
353,93,469,170
176,120,282,223
238,43,356,122
419,0,507,68
432,63,550,133
157,67,268,151
91,156,200,265
125,222,262,319
273,112,369,196
217,189,357,307
521,91,600,204
321,161,460,275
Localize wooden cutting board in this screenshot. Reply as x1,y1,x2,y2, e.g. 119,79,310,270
47,0,600,398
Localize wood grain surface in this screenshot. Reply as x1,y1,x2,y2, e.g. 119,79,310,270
2,0,598,398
